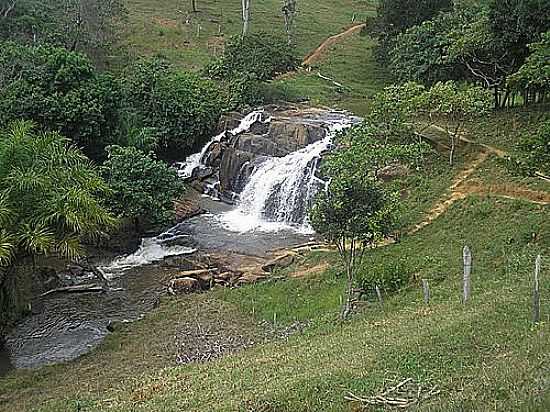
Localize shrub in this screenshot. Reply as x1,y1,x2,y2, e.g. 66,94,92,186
506,120,550,176
357,260,415,294
206,33,298,82
101,146,185,231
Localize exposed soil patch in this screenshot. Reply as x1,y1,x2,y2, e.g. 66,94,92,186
303,23,367,66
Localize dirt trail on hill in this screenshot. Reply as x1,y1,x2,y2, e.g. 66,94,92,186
410,151,549,235
303,23,366,66
410,152,489,234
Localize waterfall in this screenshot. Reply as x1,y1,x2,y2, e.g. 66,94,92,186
220,116,355,233
177,110,269,178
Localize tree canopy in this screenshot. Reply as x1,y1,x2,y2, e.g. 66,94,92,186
122,58,224,160
101,146,185,230
0,41,122,160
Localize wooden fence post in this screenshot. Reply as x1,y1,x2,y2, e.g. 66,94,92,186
533,255,541,323
422,279,430,304
463,246,472,304
375,285,383,306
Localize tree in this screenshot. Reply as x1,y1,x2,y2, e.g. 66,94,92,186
0,0,126,65
508,31,550,105
123,57,223,160
309,119,428,319
0,41,122,160
241,0,251,38
206,32,298,82
370,0,452,63
0,121,115,326
310,175,398,320
101,146,185,231
282,0,297,45
415,81,492,166
488,0,550,69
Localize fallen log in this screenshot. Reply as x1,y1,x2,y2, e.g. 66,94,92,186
41,284,106,297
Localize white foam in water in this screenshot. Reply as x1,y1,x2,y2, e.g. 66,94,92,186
177,110,268,178
101,236,196,276
220,115,355,233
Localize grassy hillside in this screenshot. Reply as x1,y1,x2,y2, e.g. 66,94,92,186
1,193,548,411
119,0,377,69
1,1,549,411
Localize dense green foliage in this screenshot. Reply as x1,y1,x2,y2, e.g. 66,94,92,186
507,120,550,177
207,33,298,81
310,103,430,317
488,0,550,67
0,41,122,160
122,58,223,159
508,31,550,103
205,33,299,109
415,81,492,165
369,0,452,63
0,121,115,324
384,0,550,107
101,146,185,230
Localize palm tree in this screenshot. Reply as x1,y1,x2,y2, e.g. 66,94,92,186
0,121,116,323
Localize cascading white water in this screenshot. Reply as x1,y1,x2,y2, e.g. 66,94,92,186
220,116,355,233
101,234,197,277
178,110,269,178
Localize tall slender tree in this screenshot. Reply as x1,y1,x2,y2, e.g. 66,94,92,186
241,0,251,38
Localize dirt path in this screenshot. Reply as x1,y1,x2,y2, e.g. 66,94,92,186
410,152,490,234
303,23,366,66
410,151,549,235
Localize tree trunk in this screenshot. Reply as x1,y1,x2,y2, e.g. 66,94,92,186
449,133,455,167
241,0,251,38
282,0,297,45
341,240,356,320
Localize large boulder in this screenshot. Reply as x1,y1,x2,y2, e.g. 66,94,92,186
219,147,254,193
262,253,296,272
266,121,326,153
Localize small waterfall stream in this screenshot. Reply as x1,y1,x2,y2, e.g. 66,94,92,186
178,110,269,178
220,115,355,233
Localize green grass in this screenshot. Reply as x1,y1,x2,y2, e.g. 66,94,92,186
274,32,389,116
118,0,377,70
1,193,548,412
462,105,550,153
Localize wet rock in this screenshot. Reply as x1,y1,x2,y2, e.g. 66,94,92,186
161,256,197,270
190,166,215,181
217,112,242,133
67,264,84,277
168,277,201,295
262,254,296,272
232,134,281,156
202,142,223,167
175,199,204,223
266,121,326,153
219,148,254,193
